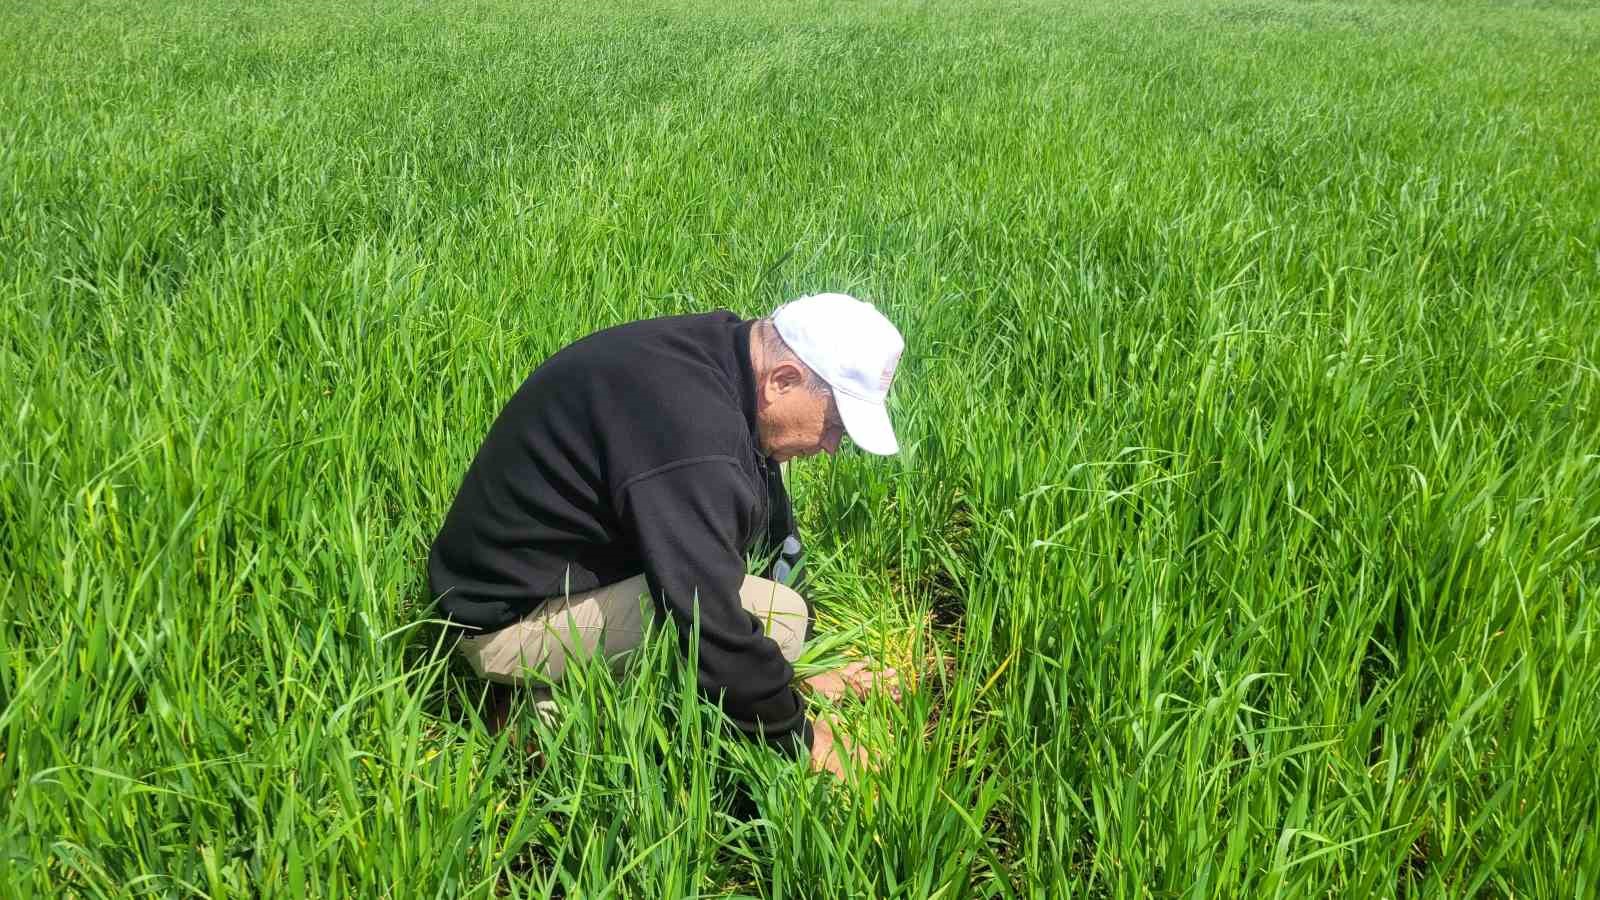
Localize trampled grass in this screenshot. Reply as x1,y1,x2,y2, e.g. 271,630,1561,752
3,0,1598,895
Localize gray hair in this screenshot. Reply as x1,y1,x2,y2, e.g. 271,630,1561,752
756,317,830,395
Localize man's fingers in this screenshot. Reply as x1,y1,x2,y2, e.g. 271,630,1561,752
805,659,907,704
833,721,876,773
835,660,872,681
841,662,902,700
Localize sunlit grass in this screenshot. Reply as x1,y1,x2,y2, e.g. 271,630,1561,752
2,0,1598,895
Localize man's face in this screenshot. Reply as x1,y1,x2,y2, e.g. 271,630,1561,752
758,366,846,463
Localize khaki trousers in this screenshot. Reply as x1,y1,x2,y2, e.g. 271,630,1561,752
456,574,808,686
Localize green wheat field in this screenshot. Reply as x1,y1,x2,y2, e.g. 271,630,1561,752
3,0,1598,895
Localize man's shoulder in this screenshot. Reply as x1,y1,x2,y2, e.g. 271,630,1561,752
532,310,736,384
563,309,743,356
555,309,743,394
539,309,756,476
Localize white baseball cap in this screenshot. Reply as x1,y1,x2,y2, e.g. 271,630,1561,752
771,293,905,455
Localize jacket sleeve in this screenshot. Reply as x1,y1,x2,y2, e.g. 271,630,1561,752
616,458,812,755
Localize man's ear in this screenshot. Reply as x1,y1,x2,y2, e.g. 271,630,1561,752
770,361,807,395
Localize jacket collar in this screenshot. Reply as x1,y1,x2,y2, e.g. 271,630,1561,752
733,318,764,451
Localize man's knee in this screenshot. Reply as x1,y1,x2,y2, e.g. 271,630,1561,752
457,627,559,685
457,577,655,686
739,575,808,662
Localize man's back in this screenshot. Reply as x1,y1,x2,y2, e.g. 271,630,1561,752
428,310,773,634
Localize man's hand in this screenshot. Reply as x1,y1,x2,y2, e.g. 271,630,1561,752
809,712,870,778
805,659,902,703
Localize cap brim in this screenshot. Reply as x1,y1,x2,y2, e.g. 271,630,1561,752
835,392,899,455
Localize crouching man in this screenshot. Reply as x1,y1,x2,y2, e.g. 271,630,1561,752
428,293,905,776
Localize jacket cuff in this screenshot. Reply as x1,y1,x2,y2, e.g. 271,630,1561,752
780,717,816,760
747,706,812,760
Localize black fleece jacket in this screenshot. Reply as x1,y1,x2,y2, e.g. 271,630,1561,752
428,311,812,752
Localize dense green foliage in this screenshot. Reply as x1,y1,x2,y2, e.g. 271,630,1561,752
3,0,1598,895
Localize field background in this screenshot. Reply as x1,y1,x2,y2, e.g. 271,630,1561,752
3,0,1598,895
